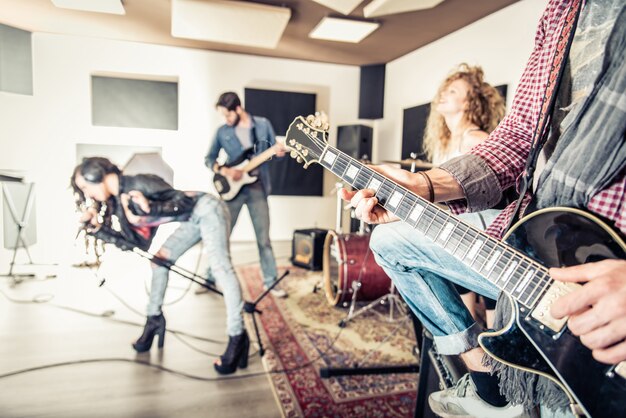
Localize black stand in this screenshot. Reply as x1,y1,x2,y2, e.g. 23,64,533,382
1,180,56,284
320,313,422,370
131,247,223,296
243,270,290,357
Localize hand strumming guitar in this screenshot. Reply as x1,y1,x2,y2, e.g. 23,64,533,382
551,259,626,364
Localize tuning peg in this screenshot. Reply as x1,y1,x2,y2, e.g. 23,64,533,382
289,139,296,146
296,157,303,164
290,150,298,159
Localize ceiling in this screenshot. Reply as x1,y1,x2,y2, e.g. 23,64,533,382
0,0,518,66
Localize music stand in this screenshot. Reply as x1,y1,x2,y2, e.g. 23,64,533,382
1,177,46,284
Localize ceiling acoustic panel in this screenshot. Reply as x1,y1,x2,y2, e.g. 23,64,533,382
309,17,380,43
50,0,125,15
363,0,445,18
171,0,291,49
310,0,364,15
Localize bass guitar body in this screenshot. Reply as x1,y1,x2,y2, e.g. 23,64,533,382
213,151,258,201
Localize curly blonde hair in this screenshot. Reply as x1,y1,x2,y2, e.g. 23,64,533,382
423,64,505,162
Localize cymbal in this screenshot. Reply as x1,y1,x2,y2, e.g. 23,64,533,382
382,159,434,169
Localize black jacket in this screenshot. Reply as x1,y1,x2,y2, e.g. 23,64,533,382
93,174,198,251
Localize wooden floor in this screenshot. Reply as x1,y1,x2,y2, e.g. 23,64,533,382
0,240,294,418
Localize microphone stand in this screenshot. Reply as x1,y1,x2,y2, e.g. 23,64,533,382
131,247,223,296
243,270,290,357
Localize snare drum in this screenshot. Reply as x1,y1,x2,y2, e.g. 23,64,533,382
323,230,391,306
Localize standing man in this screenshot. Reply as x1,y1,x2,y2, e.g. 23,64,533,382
204,91,287,297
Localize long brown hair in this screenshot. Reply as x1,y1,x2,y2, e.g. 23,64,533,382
423,64,505,161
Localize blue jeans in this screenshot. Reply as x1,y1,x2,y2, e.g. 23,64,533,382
148,194,244,337
369,210,501,355
225,182,278,287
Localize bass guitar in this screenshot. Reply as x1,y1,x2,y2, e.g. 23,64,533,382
213,144,280,201
285,115,626,417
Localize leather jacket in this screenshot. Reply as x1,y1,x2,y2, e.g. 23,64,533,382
93,174,199,251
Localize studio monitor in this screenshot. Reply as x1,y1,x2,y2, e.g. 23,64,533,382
337,124,373,162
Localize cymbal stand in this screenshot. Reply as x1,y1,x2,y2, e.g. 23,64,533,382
338,248,407,328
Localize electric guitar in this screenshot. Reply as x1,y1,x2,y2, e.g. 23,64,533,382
213,144,280,201
285,115,626,417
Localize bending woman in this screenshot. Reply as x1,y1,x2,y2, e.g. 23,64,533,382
71,157,248,375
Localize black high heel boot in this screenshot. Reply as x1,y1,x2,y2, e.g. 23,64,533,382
132,314,166,353
214,331,250,375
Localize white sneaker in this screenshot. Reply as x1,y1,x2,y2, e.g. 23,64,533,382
263,284,287,298
428,374,530,418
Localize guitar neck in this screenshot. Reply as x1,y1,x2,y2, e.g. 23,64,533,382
242,146,277,173
318,144,551,309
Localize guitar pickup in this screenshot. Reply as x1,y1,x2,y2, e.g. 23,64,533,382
530,282,581,333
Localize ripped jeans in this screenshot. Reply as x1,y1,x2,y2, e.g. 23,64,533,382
147,194,244,336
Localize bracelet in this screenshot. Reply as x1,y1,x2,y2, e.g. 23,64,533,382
418,171,435,203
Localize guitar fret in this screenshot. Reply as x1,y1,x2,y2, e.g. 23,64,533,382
520,271,552,306
488,250,512,285
511,263,533,297
450,226,470,258
396,193,414,221
525,272,552,306
439,220,456,243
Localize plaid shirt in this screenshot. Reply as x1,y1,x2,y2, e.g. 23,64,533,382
441,0,626,239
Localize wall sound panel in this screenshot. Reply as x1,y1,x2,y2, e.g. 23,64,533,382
91,76,178,130
244,88,322,196
0,24,33,95
359,64,385,120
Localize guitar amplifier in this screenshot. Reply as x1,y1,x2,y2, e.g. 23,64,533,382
291,229,328,270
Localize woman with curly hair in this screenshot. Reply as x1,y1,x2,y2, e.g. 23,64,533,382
423,63,505,165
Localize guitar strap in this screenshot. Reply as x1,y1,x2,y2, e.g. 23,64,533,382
503,0,583,234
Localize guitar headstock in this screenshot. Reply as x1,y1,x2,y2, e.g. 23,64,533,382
284,114,330,168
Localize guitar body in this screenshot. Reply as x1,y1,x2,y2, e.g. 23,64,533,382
479,207,626,417
213,151,258,201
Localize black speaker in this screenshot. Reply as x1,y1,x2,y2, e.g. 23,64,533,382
337,124,373,161
291,229,328,270
359,64,385,120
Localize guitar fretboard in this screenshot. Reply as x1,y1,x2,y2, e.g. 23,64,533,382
319,145,552,308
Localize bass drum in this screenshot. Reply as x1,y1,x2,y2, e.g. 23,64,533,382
323,230,391,307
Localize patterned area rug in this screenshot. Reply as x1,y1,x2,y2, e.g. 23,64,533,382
238,265,418,417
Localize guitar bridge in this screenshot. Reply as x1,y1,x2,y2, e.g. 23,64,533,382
530,282,581,332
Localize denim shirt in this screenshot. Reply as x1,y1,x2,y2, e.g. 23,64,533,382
205,115,276,195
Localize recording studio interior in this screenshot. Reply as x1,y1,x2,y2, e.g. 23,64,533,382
3,1,624,417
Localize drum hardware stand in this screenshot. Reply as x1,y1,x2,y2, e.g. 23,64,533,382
338,274,407,327
337,244,407,327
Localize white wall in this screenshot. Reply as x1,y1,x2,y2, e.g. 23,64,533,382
375,0,546,163
0,34,359,268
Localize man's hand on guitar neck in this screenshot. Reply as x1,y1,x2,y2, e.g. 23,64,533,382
551,259,626,364
340,165,464,224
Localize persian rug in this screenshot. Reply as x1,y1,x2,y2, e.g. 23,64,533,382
238,265,418,417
